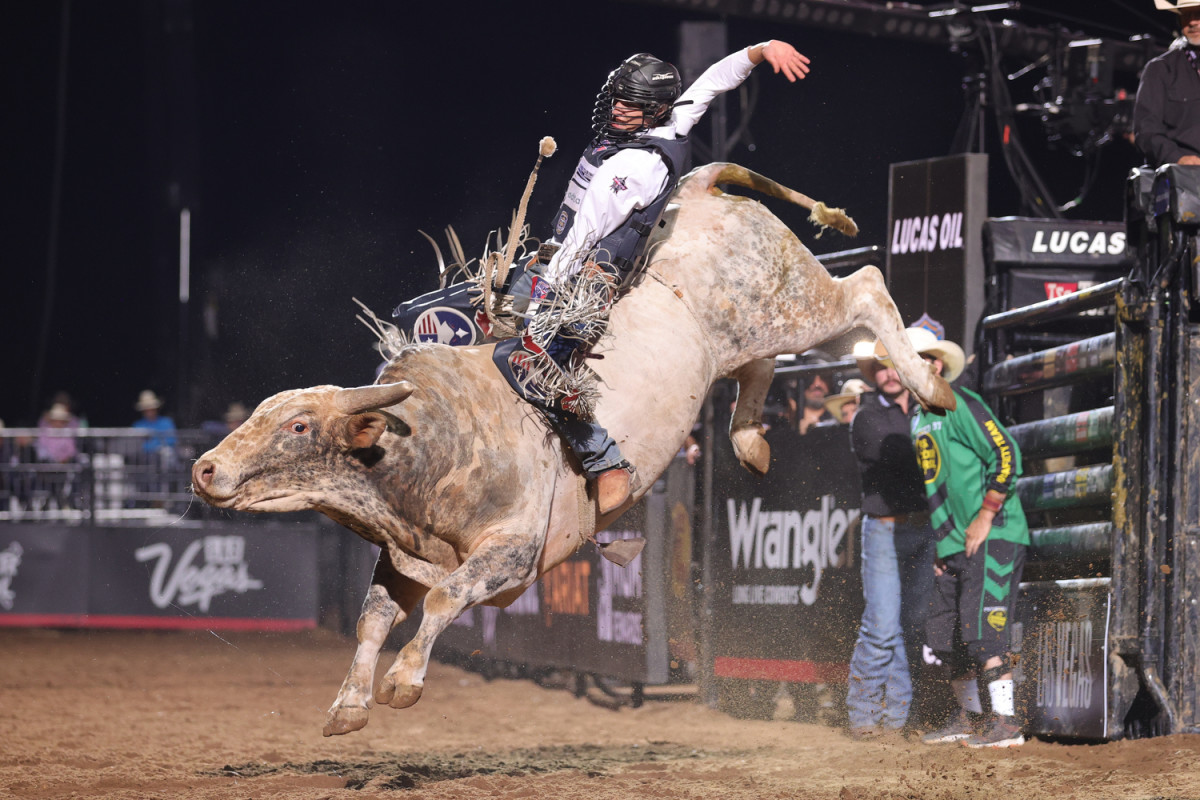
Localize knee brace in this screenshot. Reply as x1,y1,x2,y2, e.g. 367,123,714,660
969,637,1009,667
980,660,1009,686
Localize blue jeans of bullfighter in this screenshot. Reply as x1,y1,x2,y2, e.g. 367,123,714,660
846,514,936,731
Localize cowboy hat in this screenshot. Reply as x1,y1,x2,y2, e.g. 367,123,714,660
853,339,886,385
45,403,73,422
823,378,870,419
875,327,966,383
1155,0,1200,12
134,390,163,411
223,402,249,424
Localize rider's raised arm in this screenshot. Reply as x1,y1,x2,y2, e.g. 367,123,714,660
668,40,811,137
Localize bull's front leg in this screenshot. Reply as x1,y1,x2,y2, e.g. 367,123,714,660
375,530,540,710
729,358,774,475
324,552,427,736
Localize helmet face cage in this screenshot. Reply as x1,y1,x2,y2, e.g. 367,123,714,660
591,53,681,140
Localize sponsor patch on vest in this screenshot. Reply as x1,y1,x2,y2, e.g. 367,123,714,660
986,607,1008,632
414,307,476,346
555,210,568,236
915,432,941,484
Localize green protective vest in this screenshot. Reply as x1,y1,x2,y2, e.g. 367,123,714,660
912,387,1030,558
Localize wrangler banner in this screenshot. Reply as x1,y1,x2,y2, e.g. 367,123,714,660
708,424,864,684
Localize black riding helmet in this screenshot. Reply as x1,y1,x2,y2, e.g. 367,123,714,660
592,53,682,140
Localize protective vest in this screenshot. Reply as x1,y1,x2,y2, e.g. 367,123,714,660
549,134,691,279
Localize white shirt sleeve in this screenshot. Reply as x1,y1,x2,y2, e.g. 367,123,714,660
669,47,757,137
544,148,670,283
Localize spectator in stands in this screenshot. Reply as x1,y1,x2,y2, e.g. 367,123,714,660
49,389,87,428
844,337,937,740
796,350,838,435
1134,0,1200,168
883,327,1030,749
823,378,870,425
36,402,79,464
133,390,177,457
201,402,249,442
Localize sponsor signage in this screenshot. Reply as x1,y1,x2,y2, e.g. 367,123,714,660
0,523,319,630
986,217,1129,269
1013,578,1110,739
887,154,988,356
984,218,1129,323
430,486,676,685
709,424,864,680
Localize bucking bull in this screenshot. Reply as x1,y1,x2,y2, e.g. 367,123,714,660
192,161,955,736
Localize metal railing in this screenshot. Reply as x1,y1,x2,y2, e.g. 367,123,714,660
0,428,224,525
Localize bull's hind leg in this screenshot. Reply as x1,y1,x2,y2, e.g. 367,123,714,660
841,266,956,411
375,530,541,710
323,553,426,736
729,358,774,475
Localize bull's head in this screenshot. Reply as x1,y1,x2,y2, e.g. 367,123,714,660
191,381,415,512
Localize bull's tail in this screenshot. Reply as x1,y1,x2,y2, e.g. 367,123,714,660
675,162,858,238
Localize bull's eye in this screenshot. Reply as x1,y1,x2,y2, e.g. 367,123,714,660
288,420,310,434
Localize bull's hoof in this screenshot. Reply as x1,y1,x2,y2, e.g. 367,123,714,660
323,704,369,737
376,680,423,710
923,375,957,414
731,427,770,476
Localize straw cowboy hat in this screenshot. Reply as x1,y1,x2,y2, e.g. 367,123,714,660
45,403,73,422
852,339,885,385
873,327,966,383
823,378,870,419
134,390,163,411
1155,1,1200,12
223,402,249,424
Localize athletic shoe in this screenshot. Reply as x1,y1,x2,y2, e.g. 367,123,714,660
920,708,976,744
962,715,1025,748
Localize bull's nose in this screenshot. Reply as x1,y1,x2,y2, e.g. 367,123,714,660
192,458,215,492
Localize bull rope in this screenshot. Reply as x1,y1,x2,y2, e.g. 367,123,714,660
477,136,558,335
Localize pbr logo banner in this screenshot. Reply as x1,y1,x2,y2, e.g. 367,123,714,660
709,424,864,681
887,154,988,356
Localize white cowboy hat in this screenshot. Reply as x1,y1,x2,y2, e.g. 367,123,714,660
223,402,249,424
134,390,163,411
823,378,870,418
875,327,966,383
1155,0,1200,11
852,339,886,386
45,403,72,422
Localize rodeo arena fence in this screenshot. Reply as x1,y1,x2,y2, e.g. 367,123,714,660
4,165,1200,741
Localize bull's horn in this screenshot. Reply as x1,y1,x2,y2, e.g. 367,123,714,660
334,381,415,414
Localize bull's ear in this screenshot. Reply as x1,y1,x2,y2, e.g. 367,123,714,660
341,413,387,450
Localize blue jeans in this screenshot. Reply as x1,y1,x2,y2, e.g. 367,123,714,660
846,514,936,730
540,406,625,477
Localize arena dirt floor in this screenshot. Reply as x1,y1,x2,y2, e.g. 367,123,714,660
2,628,1198,800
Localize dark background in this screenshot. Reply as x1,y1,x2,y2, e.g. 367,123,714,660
3,0,1175,428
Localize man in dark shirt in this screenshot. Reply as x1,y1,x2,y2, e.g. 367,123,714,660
1134,1,1200,168
844,339,937,739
